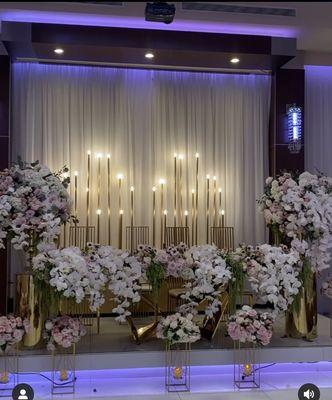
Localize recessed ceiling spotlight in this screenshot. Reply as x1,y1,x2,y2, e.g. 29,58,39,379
145,52,154,59
230,57,240,64
54,48,64,55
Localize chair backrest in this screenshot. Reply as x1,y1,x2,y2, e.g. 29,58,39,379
165,226,190,247
126,226,149,252
210,226,234,251
69,226,96,248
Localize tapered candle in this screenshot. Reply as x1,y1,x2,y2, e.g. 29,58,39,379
117,173,123,210
191,189,195,246
184,210,189,227
130,186,134,252
213,176,217,226
159,179,166,247
206,174,210,243
119,209,124,248
74,171,78,245
179,154,184,226
163,209,168,245
117,174,124,249
195,153,199,245
96,209,101,243
221,209,225,227
174,153,177,226
218,188,222,227
107,154,111,245
152,186,156,247
96,153,102,210
86,150,91,242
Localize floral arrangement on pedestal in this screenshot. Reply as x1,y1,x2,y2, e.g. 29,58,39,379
179,245,232,317
157,313,200,344
258,171,332,338
234,244,302,316
0,315,30,352
43,316,86,352
227,305,274,347
321,278,332,299
259,171,332,273
0,159,72,255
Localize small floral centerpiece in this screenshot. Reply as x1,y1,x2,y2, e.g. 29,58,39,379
0,315,29,385
0,315,29,352
228,305,274,347
158,313,200,392
179,245,232,317
235,244,302,316
44,316,86,352
0,159,72,256
157,313,201,344
322,278,332,300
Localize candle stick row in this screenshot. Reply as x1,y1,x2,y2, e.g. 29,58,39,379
76,150,227,248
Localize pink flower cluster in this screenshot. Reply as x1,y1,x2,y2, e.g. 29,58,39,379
43,316,86,352
0,160,72,251
0,315,30,352
136,243,190,278
227,306,274,347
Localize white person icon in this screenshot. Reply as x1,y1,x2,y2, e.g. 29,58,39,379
12,384,34,400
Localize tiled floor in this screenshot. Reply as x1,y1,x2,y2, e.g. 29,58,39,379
13,363,332,400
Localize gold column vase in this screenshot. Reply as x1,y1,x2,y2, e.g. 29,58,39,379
285,272,317,340
16,273,43,348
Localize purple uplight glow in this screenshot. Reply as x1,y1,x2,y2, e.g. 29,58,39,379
0,10,298,38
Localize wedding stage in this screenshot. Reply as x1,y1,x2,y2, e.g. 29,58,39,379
18,314,332,372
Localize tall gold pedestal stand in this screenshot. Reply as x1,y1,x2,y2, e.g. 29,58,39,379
16,273,43,348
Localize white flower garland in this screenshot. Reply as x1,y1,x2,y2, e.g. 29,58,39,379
157,313,201,344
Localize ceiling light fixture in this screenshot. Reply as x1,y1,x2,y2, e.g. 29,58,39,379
230,57,240,64
54,48,64,55
145,52,154,59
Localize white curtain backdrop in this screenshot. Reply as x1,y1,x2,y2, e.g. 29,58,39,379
305,65,332,176
12,62,270,248
305,65,332,314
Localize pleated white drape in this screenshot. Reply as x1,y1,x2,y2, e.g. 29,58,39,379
305,65,332,314
305,65,332,176
12,62,270,247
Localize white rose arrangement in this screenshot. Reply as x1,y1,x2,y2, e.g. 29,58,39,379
157,313,201,344
321,278,332,300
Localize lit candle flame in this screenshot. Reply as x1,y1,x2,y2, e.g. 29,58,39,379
117,173,124,180
213,176,217,181
191,189,195,194
107,153,111,158
152,186,156,192
163,209,168,215
195,152,199,158
74,171,78,176
87,150,91,155
184,210,189,216
159,178,166,185
96,153,102,159
119,209,124,215
206,174,210,179
221,209,225,215
219,187,222,193
96,209,102,215
130,186,134,192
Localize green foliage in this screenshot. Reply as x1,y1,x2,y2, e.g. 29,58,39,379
226,254,245,314
146,261,165,299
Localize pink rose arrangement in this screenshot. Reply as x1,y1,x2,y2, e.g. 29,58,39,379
43,316,86,352
136,242,191,278
227,305,274,347
0,315,30,352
